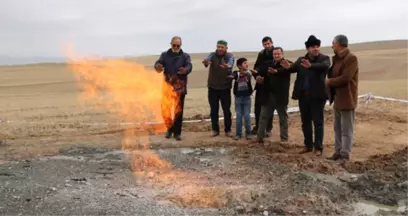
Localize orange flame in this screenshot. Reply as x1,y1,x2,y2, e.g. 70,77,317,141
65,45,181,171
65,46,215,206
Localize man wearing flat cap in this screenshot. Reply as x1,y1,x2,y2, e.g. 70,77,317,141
202,40,235,137
326,34,359,162
281,35,330,156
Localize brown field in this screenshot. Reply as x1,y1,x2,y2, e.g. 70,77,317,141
0,40,408,215
0,40,407,159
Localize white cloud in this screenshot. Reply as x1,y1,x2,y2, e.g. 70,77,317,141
0,0,406,57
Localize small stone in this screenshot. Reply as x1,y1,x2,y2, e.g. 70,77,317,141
263,210,269,216
51,187,56,191
65,184,72,187
398,181,408,188
204,148,213,152
235,206,245,214
303,210,307,214
147,172,155,178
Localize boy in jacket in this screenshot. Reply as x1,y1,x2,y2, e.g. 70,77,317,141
231,58,253,140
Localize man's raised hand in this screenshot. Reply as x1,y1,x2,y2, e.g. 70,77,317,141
202,59,211,66
178,67,187,75
300,59,311,68
256,76,264,84
220,63,231,69
268,67,277,74
155,63,164,73
280,59,291,69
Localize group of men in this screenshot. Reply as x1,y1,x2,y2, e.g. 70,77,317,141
154,34,359,161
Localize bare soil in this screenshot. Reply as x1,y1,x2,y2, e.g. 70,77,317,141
0,100,407,215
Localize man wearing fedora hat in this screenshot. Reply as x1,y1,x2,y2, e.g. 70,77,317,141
281,35,330,156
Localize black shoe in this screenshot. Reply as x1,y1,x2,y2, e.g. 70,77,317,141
174,135,182,141
211,131,220,137
165,131,172,139
327,153,341,161
314,148,323,157
341,155,350,161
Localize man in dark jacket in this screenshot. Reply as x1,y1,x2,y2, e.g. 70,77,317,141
154,36,192,141
281,35,330,155
251,36,274,136
202,40,235,137
257,47,292,143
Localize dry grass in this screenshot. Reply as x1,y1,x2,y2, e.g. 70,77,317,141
0,40,406,160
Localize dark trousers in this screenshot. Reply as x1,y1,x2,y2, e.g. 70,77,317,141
208,87,232,133
257,93,289,141
298,95,326,150
254,89,272,131
161,93,185,135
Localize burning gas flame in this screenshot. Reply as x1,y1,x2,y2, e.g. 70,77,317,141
65,45,180,172
65,46,217,207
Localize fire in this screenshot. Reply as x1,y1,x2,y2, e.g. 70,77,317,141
65,46,179,171
65,46,214,207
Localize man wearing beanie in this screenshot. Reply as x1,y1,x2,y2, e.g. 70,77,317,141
251,36,275,136
202,40,235,137
281,35,330,156
326,34,359,162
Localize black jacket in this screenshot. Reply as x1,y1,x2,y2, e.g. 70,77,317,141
253,48,274,91
286,53,331,100
260,59,293,106
232,70,253,97
154,49,192,94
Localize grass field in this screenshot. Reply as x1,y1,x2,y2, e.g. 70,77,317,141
0,39,406,159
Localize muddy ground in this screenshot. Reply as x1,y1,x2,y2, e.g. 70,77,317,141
0,101,407,215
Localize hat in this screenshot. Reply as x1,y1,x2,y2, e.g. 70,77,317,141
217,40,228,46
305,35,321,48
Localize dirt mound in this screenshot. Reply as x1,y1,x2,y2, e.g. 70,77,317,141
344,147,408,205
345,147,407,174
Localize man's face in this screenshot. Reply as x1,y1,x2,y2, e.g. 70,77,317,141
216,44,227,55
331,40,341,54
171,38,182,52
239,61,248,70
307,45,320,57
263,40,273,50
273,49,283,61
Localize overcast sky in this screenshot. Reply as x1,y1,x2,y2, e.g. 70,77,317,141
0,0,407,57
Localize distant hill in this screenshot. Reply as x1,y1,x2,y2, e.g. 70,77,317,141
0,40,406,66
128,39,408,64
0,56,67,66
